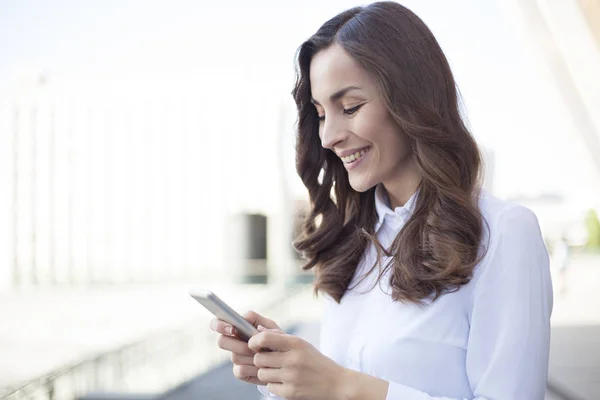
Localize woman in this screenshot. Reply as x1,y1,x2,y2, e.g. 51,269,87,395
210,2,553,399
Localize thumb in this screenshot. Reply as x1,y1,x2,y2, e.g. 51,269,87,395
243,310,281,330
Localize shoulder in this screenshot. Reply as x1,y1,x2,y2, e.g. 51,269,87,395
474,190,547,278
478,189,542,243
469,190,552,315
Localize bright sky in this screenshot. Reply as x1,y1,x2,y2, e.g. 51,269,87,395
1,0,598,203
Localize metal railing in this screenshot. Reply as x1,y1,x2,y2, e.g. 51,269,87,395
1,284,312,400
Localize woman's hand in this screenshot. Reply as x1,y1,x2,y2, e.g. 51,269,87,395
248,327,349,400
210,310,281,386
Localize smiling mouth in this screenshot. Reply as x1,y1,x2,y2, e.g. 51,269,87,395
341,147,370,164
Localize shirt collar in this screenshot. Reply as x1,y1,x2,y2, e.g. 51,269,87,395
374,184,419,232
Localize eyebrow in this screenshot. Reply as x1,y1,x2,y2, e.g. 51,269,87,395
310,86,362,105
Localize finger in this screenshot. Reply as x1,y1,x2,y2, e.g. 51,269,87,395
243,310,281,330
257,325,285,334
210,318,235,336
257,367,284,384
253,350,286,368
217,335,255,356
248,331,293,353
267,383,285,397
243,376,264,385
232,364,259,381
231,352,255,365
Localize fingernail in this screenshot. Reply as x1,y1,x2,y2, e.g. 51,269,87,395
257,325,266,331
209,319,216,330
225,326,233,335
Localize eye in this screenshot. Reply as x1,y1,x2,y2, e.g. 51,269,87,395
315,104,362,122
313,104,325,122
343,104,363,115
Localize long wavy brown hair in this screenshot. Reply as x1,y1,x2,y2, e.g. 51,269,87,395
292,2,488,305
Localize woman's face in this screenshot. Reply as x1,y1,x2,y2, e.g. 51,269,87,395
310,43,416,195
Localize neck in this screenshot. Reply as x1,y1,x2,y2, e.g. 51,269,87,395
382,160,422,209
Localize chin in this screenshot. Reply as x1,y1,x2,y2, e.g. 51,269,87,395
348,177,376,193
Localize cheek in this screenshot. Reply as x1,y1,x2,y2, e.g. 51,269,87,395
352,108,408,163
375,127,407,157
374,134,411,178
392,133,410,157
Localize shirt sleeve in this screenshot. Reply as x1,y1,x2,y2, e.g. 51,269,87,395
385,205,553,400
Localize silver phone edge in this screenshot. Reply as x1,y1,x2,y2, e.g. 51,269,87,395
189,290,259,340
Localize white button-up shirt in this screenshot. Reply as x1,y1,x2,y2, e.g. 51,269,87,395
261,184,553,399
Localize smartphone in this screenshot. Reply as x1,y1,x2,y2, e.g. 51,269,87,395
189,289,260,341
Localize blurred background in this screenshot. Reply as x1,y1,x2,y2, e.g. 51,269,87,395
0,0,598,399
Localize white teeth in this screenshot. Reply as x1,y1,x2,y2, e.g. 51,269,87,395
341,148,369,163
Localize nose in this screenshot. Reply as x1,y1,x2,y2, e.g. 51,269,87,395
320,115,347,150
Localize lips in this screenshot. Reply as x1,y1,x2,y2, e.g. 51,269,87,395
340,147,370,164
